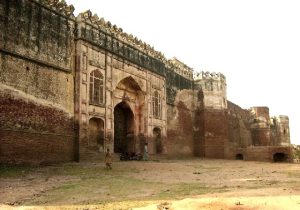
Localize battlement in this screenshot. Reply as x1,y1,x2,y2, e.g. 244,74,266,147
37,0,75,18
76,10,167,63
193,71,227,109
273,115,289,123
250,107,270,123
194,71,226,81
166,57,193,79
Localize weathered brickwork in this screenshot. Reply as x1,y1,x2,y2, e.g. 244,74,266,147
0,0,74,71
0,0,75,165
225,102,291,161
167,97,194,156
202,110,228,158
0,0,291,164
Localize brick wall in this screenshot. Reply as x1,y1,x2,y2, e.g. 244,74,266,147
0,92,75,165
0,0,75,164
194,108,205,156
244,146,292,162
251,128,271,146
167,101,194,156
0,130,74,165
202,109,228,158
227,101,252,147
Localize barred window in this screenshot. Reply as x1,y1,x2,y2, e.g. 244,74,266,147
89,70,104,105
152,91,161,118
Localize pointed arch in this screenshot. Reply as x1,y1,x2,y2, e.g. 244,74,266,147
116,76,142,92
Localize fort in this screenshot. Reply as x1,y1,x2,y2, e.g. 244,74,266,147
0,0,291,165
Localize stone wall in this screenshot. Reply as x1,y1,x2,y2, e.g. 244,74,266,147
166,90,195,156
0,0,75,71
245,146,292,162
75,39,168,158
194,72,227,110
227,101,252,147
224,146,292,161
0,0,292,164
0,0,75,164
271,116,290,146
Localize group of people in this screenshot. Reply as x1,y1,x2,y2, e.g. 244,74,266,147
104,142,149,170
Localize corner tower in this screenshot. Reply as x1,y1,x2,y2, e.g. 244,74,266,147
193,71,228,158
271,115,290,146
194,71,227,109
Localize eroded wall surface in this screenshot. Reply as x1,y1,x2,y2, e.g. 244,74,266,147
167,90,194,156
0,0,292,164
0,0,75,164
74,14,168,158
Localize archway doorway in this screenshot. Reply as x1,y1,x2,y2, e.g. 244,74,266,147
114,102,135,154
88,118,104,151
235,154,244,160
273,153,288,162
153,127,162,154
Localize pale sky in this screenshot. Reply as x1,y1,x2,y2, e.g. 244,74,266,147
66,0,300,145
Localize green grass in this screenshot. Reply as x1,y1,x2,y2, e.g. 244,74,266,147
0,165,35,178
156,183,228,199
21,162,228,206
7,160,299,208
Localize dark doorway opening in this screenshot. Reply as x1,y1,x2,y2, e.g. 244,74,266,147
235,154,244,160
153,127,162,154
114,102,134,154
273,153,288,162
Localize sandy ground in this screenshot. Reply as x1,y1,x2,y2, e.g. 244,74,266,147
134,194,300,210
1,158,300,209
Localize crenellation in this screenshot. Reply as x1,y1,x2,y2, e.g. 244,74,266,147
194,71,226,81
194,70,227,109
39,0,75,18
76,9,168,66
166,57,194,79
0,0,292,164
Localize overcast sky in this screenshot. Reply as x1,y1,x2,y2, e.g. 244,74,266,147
66,0,300,145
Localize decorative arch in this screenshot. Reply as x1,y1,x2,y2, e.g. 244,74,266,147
88,117,105,151
89,69,104,105
113,75,146,154
115,76,143,92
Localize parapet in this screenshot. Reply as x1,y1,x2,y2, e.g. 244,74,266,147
250,107,270,122
38,0,75,18
273,115,289,123
166,57,194,79
194,71,226,81
76,9,167,64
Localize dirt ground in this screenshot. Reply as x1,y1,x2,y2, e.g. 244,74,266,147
1,158,300,210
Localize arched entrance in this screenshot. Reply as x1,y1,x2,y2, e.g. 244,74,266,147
114,102,135,153
88,118,104,151
273,153,288,162
235,154,244,160
153,127,162,154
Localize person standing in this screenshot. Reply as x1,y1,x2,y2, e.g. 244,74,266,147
105,148,112,169
143,142,149,161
